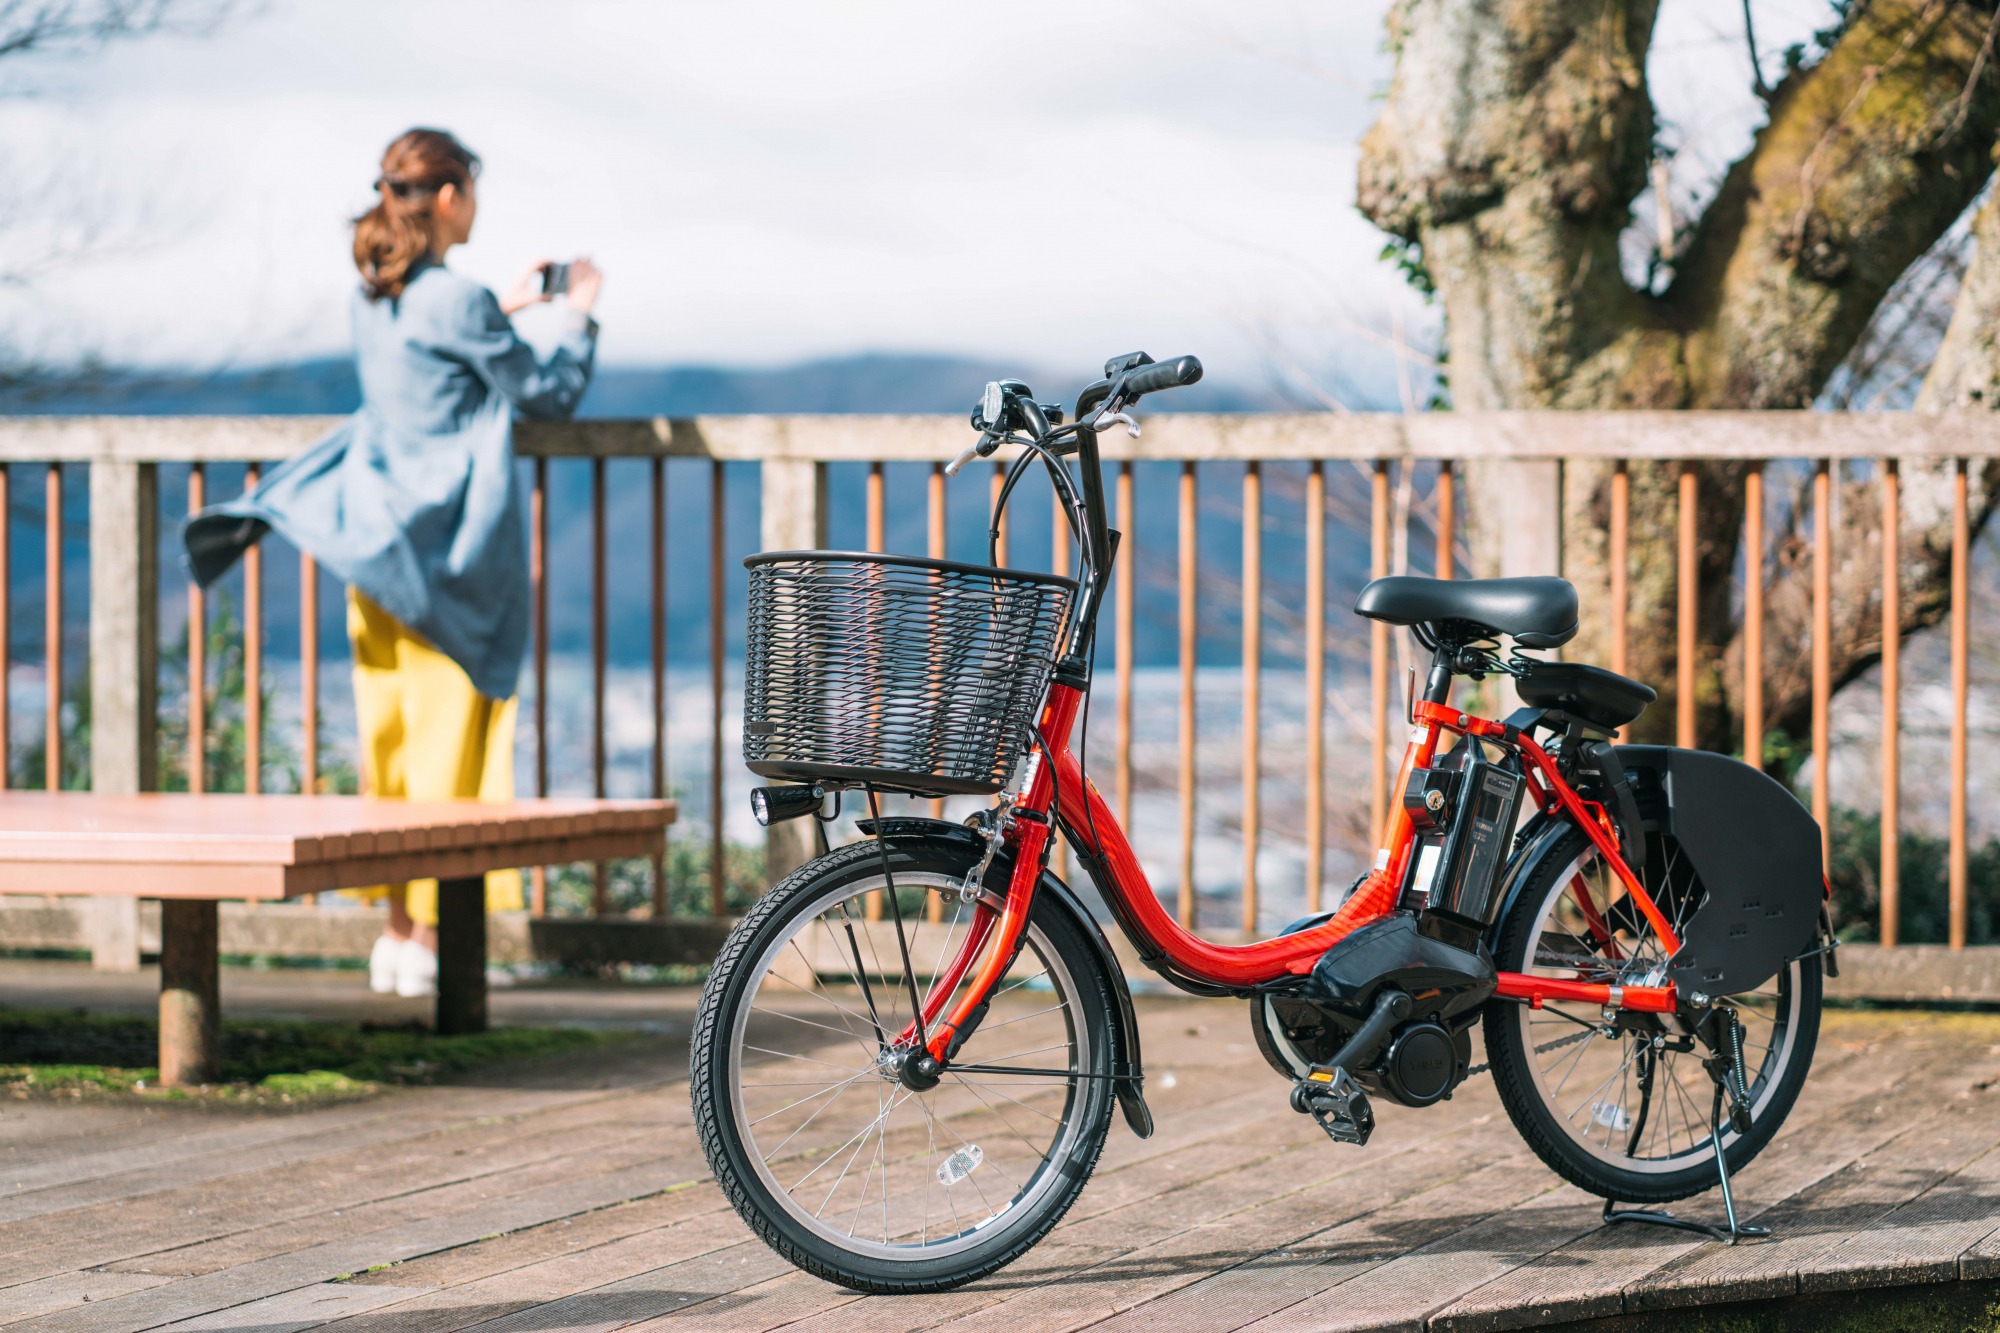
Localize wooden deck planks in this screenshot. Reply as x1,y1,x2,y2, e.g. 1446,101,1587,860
0,1269,172,1327
1802,1136,2000,1292
6,1002,2000,1331
0,1087,666,1282
1625,1080,2000,1311
153,1281,429,1331
1423,1033,1988,1332
962,1117,1533,1333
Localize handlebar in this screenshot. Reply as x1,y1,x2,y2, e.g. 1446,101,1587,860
1120,354,1202,398
937,350,1206,675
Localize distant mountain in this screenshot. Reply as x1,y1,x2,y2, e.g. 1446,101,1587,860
0,351,1289,418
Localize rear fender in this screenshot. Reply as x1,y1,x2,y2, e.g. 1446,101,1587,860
1485,750,1824,998
857,816,1153,1138
1615,746,1823,995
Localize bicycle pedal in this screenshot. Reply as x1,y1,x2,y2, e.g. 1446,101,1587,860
1291,1066,1375,1147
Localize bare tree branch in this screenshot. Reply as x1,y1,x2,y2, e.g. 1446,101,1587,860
0,1,234,63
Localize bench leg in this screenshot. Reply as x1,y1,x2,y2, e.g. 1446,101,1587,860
436,876,487,1035
159,899,219,1087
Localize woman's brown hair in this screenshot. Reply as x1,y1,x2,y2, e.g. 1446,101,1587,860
352,128,481,301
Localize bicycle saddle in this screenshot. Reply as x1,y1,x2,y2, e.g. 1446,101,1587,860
1354,575,1578,649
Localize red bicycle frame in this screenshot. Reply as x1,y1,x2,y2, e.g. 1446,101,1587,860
916,682,1680,1063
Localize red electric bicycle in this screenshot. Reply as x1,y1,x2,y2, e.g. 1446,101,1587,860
692,353,1835,1292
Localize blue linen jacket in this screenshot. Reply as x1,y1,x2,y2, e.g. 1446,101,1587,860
184,261,596,700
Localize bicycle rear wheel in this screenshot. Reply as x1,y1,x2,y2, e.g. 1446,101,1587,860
1484,826,1821,1204
690,835,1118,1293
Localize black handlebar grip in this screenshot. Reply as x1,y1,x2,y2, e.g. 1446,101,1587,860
1121,355,1203,397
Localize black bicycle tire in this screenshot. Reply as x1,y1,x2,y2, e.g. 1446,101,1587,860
690,836,1119,1293
1482,826,1822,1204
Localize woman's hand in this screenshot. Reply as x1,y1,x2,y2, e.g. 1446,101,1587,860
499,260,554,316
564,257,603,316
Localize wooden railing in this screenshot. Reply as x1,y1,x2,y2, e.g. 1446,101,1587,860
0,411,1995,962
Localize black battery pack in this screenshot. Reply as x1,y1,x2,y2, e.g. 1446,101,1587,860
1398,741,1523,925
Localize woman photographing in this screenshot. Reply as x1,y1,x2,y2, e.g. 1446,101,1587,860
186,127,601,996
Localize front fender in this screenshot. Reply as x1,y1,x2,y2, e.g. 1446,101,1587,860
857,816,1153,1138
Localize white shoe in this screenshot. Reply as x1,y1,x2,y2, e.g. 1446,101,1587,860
368,935,400,994
395,938,438,998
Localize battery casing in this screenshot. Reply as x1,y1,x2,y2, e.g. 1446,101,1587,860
1398,742,1523,926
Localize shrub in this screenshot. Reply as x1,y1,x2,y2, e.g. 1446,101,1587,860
1825,806,2000,944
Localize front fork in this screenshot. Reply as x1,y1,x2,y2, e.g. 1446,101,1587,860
889,691,1077,1065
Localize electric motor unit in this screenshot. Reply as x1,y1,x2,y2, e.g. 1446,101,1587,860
1374,1020,1465,1107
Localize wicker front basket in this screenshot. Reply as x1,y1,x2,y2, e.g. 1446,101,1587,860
742,551,1076,798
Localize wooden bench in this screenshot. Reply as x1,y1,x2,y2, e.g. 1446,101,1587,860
0,792,677,1085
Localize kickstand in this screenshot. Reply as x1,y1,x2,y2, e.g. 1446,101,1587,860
1601,1052,1769,1246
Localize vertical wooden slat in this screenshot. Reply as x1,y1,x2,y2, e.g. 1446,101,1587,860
0,465,8,790
1610,462,1629,682
865,465,887,923
186,465,205,795
1743,463,1765,768
1950,458,1970,950
591,456,608,917
240,465,262,794
991,462,1009,566
0,465,7,790
651,455,668,919
1052,490,1070,578
927,462,946,924
300,553,317,796
1676,461,1697,750
531,456,549,916
43,463,59,792
710,459,727,918
1879,459,1900,949
866,461,885,553
1304,460,1326,915
1369,461,1389,841
242,465,262,794
1812,459,1833,877
1115,461,1135,831
1435,460,1454,579
1241,462,1261,935
1177,460,1197,930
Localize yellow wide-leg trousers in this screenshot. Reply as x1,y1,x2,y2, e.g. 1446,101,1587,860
344,588,523,926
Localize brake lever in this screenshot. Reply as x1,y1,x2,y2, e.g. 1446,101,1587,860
943,443,982,478
1097,410,1140,439
944,433,1003,478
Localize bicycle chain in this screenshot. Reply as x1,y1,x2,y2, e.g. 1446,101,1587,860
1464,1025,1594,1080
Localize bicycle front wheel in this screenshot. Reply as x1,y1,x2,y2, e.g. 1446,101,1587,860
690,835,1118,1293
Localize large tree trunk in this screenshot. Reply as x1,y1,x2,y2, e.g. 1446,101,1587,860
1361,0,2000,753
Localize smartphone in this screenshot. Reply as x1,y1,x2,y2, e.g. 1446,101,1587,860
539,262,571,297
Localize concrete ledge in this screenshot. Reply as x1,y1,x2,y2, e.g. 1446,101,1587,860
4,898,1993,999
0,897,733,970
1823,943,2000,1004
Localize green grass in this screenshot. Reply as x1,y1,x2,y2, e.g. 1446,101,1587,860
0,1009,625,1104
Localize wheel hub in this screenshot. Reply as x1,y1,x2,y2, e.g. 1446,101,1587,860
876,1046,943,1091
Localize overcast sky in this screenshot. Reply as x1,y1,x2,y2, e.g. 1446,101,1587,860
0,0,1824,386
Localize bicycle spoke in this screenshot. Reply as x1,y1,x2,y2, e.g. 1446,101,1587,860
720,868,1089,1264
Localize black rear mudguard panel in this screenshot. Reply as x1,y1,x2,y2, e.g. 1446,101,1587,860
1616,746,1823,996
